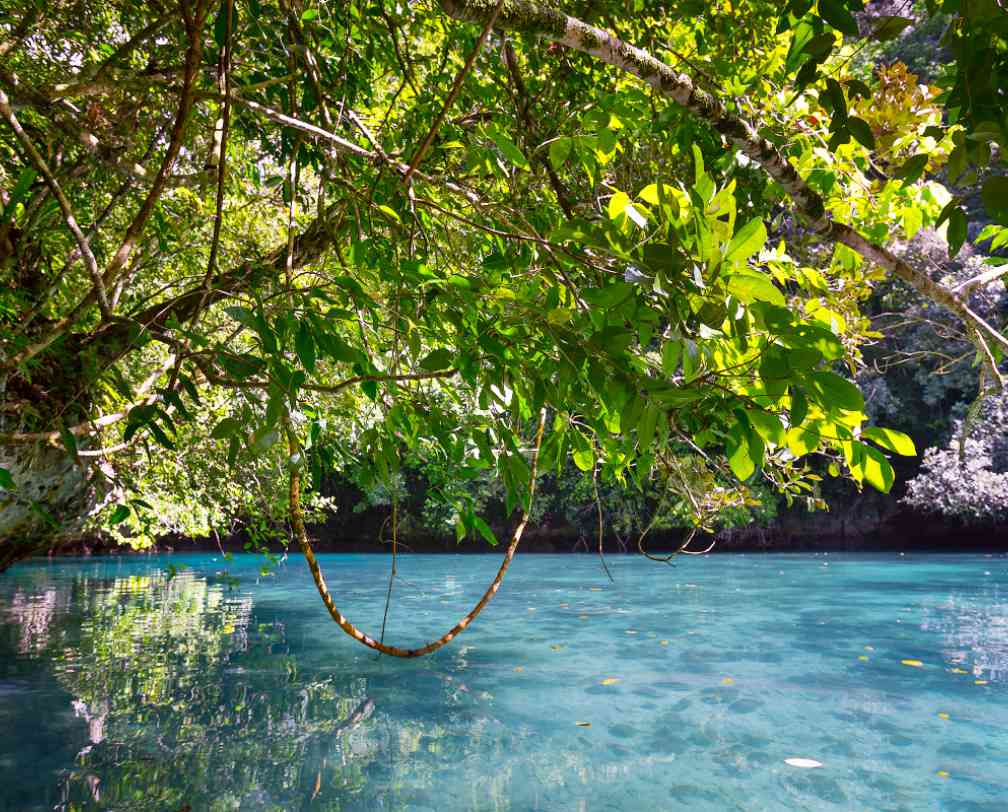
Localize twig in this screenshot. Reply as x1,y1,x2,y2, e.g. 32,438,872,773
401,0,503,183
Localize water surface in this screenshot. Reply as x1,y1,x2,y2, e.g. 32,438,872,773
1,553,1006,810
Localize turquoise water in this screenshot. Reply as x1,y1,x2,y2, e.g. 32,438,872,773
0,553,1006,811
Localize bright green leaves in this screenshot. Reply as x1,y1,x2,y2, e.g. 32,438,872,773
861,426,915,456
786,424,820,457
548,137,574,171
608,191,648,228
807,370,863,413
847,441,895,493
724,218,767,265
745,409,786,447
726,272,785,306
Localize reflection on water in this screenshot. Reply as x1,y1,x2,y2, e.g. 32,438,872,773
1,553,1007,810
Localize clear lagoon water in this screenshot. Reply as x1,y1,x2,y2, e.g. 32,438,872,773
1,552,1007,811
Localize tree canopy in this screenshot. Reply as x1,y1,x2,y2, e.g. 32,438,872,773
1,0,1006,651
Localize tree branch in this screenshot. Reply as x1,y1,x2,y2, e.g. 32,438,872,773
441,0,1007,390
0,88,111,318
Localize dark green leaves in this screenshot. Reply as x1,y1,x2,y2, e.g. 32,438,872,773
210,417,242,439
419,348,453,371
847,117,875,150
981,176,1008,221
894,154,929,183
0,467,15,491
818,0,860,36
295,320,316,373
872,15,913,41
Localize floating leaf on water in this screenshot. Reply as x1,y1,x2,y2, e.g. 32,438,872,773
784,758,823,769
721,677,735,686
975,679,988,685
901,659,924,668
858,655,869,662
950,668,968,674
600,677,621,686
936,770,949,778
660,640,669,646
575,721,591,727
550,644,563,651
514,666,524,673
937,712,950,720
590,587,603,592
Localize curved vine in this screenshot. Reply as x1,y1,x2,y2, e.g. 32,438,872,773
288,409,547,657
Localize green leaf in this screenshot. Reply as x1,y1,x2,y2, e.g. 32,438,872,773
947,206,968,257
295,320,316,373
724,218,767,264
1,167,37,222
786,425,820,457
872,15,913,41
419,348,453,371
548,137,573,170
108,504,131,525
211,417,242,439
59,423,79,464
572,446,595,472
809,371,864,412
0,466,15,491
790,388,809,427
894,153,928,183
726,426,755,480
661,340,681,376
638,402,659,451
847,116,875,150
861,426,916,456
861,443,895,493
818,0,860,36
726,271,785,306
472,515,498,546
745,409,785,447
486,127,529,170
824,78,847,122
981,176,1008,218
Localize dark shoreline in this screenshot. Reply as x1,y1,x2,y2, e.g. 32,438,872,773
34,515,1008,562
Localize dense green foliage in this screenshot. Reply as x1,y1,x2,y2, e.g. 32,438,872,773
0,0,1006,573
